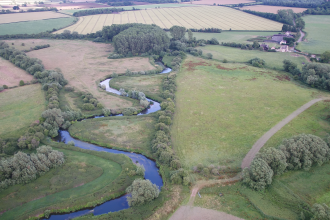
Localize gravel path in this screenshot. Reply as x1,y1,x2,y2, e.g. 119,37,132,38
241,98,325,169
298,30,305,43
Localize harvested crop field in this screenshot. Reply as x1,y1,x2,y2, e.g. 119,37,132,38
5,39,155,109
183,0,255,5
56,6,282,34
240,5,307,13
0,11,70,24
0,84,45,136
0,57,34,87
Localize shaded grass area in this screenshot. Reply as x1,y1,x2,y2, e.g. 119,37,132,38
199,163,330,220
109,74,165,102
263,101,330,149
69,115,156,156
297,15,330,54
0,17,76,35
172,56,330,169
198,45,307,70
0,142,138,220
0,84,45,137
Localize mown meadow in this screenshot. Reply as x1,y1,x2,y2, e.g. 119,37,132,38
172,56,330,169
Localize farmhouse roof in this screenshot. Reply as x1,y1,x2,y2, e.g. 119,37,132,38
271,34,294,43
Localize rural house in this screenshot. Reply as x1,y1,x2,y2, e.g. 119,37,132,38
280,45,289,52
280,40,287,45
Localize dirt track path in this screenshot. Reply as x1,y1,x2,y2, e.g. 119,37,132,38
241,98,325,169
298,30,305,43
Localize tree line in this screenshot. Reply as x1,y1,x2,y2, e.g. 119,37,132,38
242,9,297,25
256,0,324,8
0,146,65,191
0,7,57,14
72,8,124,17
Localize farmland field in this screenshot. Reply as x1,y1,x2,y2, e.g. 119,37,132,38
69,116,156,156
0,57,34,87
183,0,255,5
0,84,45,136
240,5,307,13
0,11,70,24
296,15,330,54
56,6,283,34
198,45,307,70
5,39,155,109
171,56,330,169
0,17,76,35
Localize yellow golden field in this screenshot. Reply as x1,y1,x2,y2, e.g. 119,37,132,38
56,6,283,34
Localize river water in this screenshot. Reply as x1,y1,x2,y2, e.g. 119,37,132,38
47,68,171,219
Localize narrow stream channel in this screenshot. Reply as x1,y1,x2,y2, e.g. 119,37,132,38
47,68,171,220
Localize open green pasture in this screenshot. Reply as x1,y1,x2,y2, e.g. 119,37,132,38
199,45,307,70
172,56,330,169
0,143,137,220
69,115,156,156
297,15,330,54
198,162,330,219
0,17,76,35
109,74,165,102
263,100,330,149
0,84,45,137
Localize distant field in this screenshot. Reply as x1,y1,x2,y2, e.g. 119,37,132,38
240,5,307,13
0,57,34,87
5,39,155,109
57,6,282,34
62,3,199,15
184,0,255,5
69,116,156,156
198,45,307,70
172,56,330,168
296,15,330,54
0,84,45,136
0,17,76,35
0,11,70,24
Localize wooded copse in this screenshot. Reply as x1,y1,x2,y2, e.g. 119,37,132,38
0,146,65,191
242,9,297,26
243,134,330,191
73,8,124,17
256,0,324,8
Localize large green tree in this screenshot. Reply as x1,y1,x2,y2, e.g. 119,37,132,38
126,179,159,206
169,26,186,40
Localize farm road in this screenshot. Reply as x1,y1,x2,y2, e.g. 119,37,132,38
241,98,326,169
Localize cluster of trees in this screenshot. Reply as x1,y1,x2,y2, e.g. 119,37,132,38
17,122,45,150
23,44,50,52
282,24,298,32
0,138,19,155
283,60,330,91
243,9,296,25
0,146,65,191
161,74,176,100
112,24,170,56
222,41,262,50
256,0,324,8
243,134,330,191
107,1,133,6
122,107,139,116
303,3,330,15
0,7,57,14
80,92,103,110
188,28,222,33
249,57,266,67
123,68,163,76
119,88,150,108
126,178,159,207
72,8,124,17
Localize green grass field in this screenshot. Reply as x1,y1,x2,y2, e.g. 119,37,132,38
199,45,307,70
69,115,156,156
198,162,330,219
263,101,330,149
0,85,45,137
0,143,137,219
297,15,330,54
0,17,76,35
172,56,330,169
109,74,165,102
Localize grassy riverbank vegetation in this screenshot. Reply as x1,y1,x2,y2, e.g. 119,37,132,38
0,84,45,137
172,56,330,169
0,142,139,220
69,115,156,156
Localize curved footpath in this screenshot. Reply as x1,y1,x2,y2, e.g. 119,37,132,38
170,98,327,220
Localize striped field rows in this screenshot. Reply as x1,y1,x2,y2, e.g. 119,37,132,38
56,6,283,34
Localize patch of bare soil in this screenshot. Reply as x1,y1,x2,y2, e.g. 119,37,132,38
274,75,290,81
14,39,155,109
184,60,211,71
215,64,236,70
0,57,34,87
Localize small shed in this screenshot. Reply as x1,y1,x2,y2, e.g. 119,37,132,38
280,40,287,45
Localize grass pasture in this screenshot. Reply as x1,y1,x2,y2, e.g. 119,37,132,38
0,11,70,24
172,56,330,169
240,5,307,13
199,45,307,70
7,39,155,110
69,115,156,156
56,6,282,34
297,15,330,54
0,84,45,136
0,57,34,87
109,74,165,102
0,17,76,35
0,143,138,220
